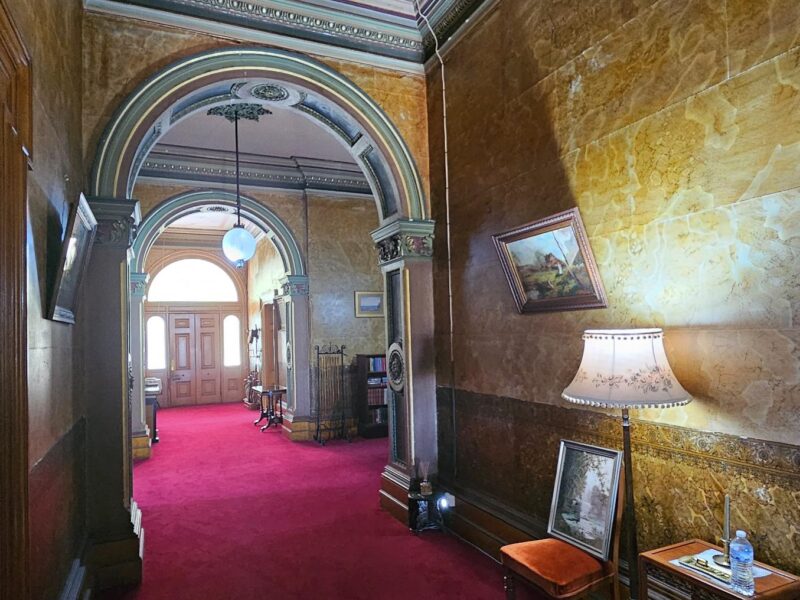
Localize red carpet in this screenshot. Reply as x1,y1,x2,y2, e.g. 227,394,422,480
107,403,507,599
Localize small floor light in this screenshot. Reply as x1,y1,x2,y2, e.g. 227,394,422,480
562,329,691,600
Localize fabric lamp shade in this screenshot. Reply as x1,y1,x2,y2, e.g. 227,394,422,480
222,225,256,268
561,329,691,409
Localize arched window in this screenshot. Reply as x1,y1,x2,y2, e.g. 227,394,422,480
223,315,241,367
146,316,167,370
148,259,238,302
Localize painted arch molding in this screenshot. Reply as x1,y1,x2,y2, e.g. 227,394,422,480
131,190,305,276
90,47,428,222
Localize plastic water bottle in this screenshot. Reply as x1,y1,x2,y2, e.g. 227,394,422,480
730,530,755,596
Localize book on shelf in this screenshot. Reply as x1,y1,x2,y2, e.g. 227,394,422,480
367,388,385,406
369,356,386,372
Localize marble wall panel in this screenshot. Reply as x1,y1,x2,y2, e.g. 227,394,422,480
307,193,385,357
429,0,800,570
727,0,800,77
437,389,800,573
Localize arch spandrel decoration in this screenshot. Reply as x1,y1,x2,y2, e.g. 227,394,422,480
131,190,305,276
91,47,428,223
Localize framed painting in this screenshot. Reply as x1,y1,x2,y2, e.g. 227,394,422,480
492,208,607,313
548,440,623,561
354,291,384,318
48,193,97,324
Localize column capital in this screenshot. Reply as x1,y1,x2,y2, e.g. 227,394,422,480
130,272,149,300
280,275,309,297
370,219,435,266
87,196,141,249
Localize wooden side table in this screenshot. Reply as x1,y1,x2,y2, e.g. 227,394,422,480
639,539,800,600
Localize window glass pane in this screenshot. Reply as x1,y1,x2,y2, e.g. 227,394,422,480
148,259,238,302
146,316,166,370
223,315,241,367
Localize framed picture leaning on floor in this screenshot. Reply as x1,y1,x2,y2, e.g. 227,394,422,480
548,440,622,561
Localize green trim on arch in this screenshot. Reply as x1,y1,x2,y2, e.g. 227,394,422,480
132,190,306,276
91,47,427,221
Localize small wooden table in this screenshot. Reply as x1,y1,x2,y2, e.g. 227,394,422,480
639,539,800,600
252,385,287,432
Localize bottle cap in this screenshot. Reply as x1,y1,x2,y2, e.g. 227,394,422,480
736,530,746,538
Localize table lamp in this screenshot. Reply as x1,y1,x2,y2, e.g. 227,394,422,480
562,329,691,600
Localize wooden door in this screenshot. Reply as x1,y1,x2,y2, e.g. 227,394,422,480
0,9,31,594
261,303,276,387
195,313,221,404
169,313,196,405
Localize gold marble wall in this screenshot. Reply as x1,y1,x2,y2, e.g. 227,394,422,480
427,0,800,445
5,0,89,597
426,0,800,573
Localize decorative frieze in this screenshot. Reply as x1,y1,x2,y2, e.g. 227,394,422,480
371,219,435,265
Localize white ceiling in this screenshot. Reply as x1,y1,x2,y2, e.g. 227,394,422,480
160,106,355,164
166,212,265,238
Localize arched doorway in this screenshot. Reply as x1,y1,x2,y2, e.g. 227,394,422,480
84,48,436,581
128,189,311,455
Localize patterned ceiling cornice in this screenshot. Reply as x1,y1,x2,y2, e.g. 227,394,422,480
87,0,488,63
138,143,372,195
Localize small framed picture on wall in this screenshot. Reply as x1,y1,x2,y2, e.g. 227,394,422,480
354,291,384,318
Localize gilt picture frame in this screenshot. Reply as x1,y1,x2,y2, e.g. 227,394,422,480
492,208,607,313
354,291,384,318
548,440,622,561
47,193,97,324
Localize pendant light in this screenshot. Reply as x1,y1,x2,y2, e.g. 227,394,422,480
207,103,271,268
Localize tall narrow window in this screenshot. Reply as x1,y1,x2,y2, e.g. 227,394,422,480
223,315,241,367
146,316,167,370
148,259,238,302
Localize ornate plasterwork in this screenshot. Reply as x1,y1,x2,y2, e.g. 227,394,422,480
88,197,141,249
130,272,150,299
207,102,271,122
138,144,372,195
280,275,310,297
387,342,405,393
372,219,435,265
251,83,290,102
108,0,423,61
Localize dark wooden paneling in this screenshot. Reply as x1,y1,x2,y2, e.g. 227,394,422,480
29,419,87,600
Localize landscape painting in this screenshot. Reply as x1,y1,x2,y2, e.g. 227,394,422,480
492,208,607,313
548,441,622,561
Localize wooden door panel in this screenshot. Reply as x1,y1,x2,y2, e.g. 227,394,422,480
195,313,221,404
169,313,195,405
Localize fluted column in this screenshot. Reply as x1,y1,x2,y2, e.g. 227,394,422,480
278,275,311,439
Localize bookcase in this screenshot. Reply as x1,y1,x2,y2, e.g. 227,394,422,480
356,354,388,438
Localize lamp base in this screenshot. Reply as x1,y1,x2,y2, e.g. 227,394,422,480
712,553,731,568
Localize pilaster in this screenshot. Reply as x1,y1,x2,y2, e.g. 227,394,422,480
371,219,437,525
279,275,310,424
83,196,143,589
130,272,150,460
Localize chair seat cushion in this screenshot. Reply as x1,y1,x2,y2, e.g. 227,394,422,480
500,538,604,598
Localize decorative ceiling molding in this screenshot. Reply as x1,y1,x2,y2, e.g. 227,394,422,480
84,0,488,65
138,143,373,195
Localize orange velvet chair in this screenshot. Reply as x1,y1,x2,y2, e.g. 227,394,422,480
500,471,624,600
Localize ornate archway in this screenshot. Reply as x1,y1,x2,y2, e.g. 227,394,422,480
128,189,311,453
90,47,428,223
84,49,436,581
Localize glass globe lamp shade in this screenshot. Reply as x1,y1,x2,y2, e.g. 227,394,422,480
222,224,256,269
